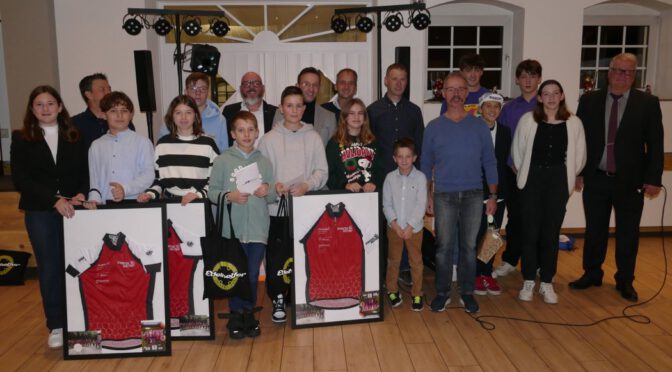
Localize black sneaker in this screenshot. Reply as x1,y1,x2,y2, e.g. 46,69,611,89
388,292,403,307
243,309,261,338
411,296,424,311
430,295,450,312
398,270,413,286
272,294,287,323
460,294,479,313
226,312,245,339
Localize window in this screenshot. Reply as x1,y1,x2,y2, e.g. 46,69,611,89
427,25,504,95
580,25,649,90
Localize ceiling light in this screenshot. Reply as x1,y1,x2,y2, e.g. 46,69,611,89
153,17,172,36
355,14,374,33
183,17,202,37
331,14,348,34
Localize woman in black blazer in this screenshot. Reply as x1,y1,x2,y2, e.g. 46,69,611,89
10,85,88,348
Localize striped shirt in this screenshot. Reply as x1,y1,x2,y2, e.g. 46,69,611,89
147,134,219,199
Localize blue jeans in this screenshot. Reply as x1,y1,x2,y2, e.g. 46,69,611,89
229,242,266,312
433,190,483,295
25,210,64,330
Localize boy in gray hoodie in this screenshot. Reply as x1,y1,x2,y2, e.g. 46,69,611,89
258,86,328,323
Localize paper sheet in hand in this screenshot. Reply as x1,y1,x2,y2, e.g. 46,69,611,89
234,162,262,194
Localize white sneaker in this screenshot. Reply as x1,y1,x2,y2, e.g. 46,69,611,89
493,262,516,278
48,328,63,348
539,282,558,304
518,280,535,301
452,265,458,282
272,294,287,323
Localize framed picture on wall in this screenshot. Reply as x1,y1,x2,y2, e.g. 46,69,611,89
290,191,384,329
62,204,170,359
165,200,215,340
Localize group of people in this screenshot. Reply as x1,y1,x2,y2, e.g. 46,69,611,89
11,51,664,348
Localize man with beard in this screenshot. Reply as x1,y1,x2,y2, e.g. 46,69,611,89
422,72,498,314
223,72,277,147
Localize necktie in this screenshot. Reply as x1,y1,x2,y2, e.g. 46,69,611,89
606,94,622,173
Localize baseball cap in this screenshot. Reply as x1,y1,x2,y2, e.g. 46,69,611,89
479,92,504,107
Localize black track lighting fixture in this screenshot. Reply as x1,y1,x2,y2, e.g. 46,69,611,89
153,17,173,36
330,14,348,34
383,12,403,32
183,17,202,36
355,14,374,33
122,15,143,36
210,17,230,37
411,9,431,31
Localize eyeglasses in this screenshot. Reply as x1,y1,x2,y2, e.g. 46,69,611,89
610,68,636,77
241,80,262,88
299,81,320,90
189,86,208,93
442,87,467,94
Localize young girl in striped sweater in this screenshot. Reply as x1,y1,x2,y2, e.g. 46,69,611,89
137,95,219,205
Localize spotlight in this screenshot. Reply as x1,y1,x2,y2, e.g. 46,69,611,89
210,18,230,37
190,44,221,75
411,10,431,30
384,13,403,32
183,17,202,37
355,14,374,33
153,17,172,36
330,14,348,34
123,15,143,36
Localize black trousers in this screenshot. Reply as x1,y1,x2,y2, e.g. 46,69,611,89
582,171,644,284
501,167,522,266
519,165,568,282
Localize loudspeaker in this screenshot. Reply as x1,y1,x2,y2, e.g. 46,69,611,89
134,50,156,113
395,46,411,100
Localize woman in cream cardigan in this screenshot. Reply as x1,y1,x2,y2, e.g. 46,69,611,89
511,79,586,304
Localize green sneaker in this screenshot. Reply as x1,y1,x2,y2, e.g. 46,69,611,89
411,296,424,311
388,292,402,307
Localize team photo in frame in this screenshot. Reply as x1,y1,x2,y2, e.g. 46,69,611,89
290,191,384,328
62,204,170,359
164,200,215,340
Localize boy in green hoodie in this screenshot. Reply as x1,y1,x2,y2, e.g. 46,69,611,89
209,111,276,339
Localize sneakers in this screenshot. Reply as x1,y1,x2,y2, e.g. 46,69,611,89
388,292,403,307
47,328,63,348
411,296,424,312
460,294,479,313
493,261,516,278
226,313,245,339
398,270,413,286
430,295,451,312
474,275,488,295
482,275,502,295
539,282,558,304
272,294,287,323
243,309,261,337
518,280,535,301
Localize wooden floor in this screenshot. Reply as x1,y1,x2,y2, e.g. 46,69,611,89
2,237,672,372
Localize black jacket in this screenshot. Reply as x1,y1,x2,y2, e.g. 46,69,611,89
10,131,89,211
222,101,277,147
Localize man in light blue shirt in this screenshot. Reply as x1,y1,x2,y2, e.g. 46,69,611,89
159,72,229,152
86,92,154,205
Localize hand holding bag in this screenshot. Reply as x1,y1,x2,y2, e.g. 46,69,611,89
477,215,504,263
201,193,252,300
265,195,293,298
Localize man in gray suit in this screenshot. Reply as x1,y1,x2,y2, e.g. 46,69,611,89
273,67,336,146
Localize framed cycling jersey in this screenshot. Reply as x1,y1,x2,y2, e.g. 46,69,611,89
62,204,170,359
165,200,215,340
290,191,383,329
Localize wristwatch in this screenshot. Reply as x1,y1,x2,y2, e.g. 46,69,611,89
488,193,498,200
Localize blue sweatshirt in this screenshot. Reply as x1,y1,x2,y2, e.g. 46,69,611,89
421,115,498,193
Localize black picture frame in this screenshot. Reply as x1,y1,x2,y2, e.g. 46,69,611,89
289,191,384,329
164,200,215,340
62,203,170,359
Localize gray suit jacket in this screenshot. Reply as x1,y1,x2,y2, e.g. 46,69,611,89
272,104,336,147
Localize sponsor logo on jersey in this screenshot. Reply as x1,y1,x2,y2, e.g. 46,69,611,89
207,261,246,290
337,226,353,233
117,260,137,269
0,255,19,275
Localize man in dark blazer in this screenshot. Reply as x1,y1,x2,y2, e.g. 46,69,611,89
222,71,277,147
569,53,664,301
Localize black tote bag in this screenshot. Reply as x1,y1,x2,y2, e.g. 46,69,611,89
265,195,293,298
201,193,252,300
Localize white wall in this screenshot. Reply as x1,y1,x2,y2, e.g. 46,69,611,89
54,0,150,138
51,0,672,228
